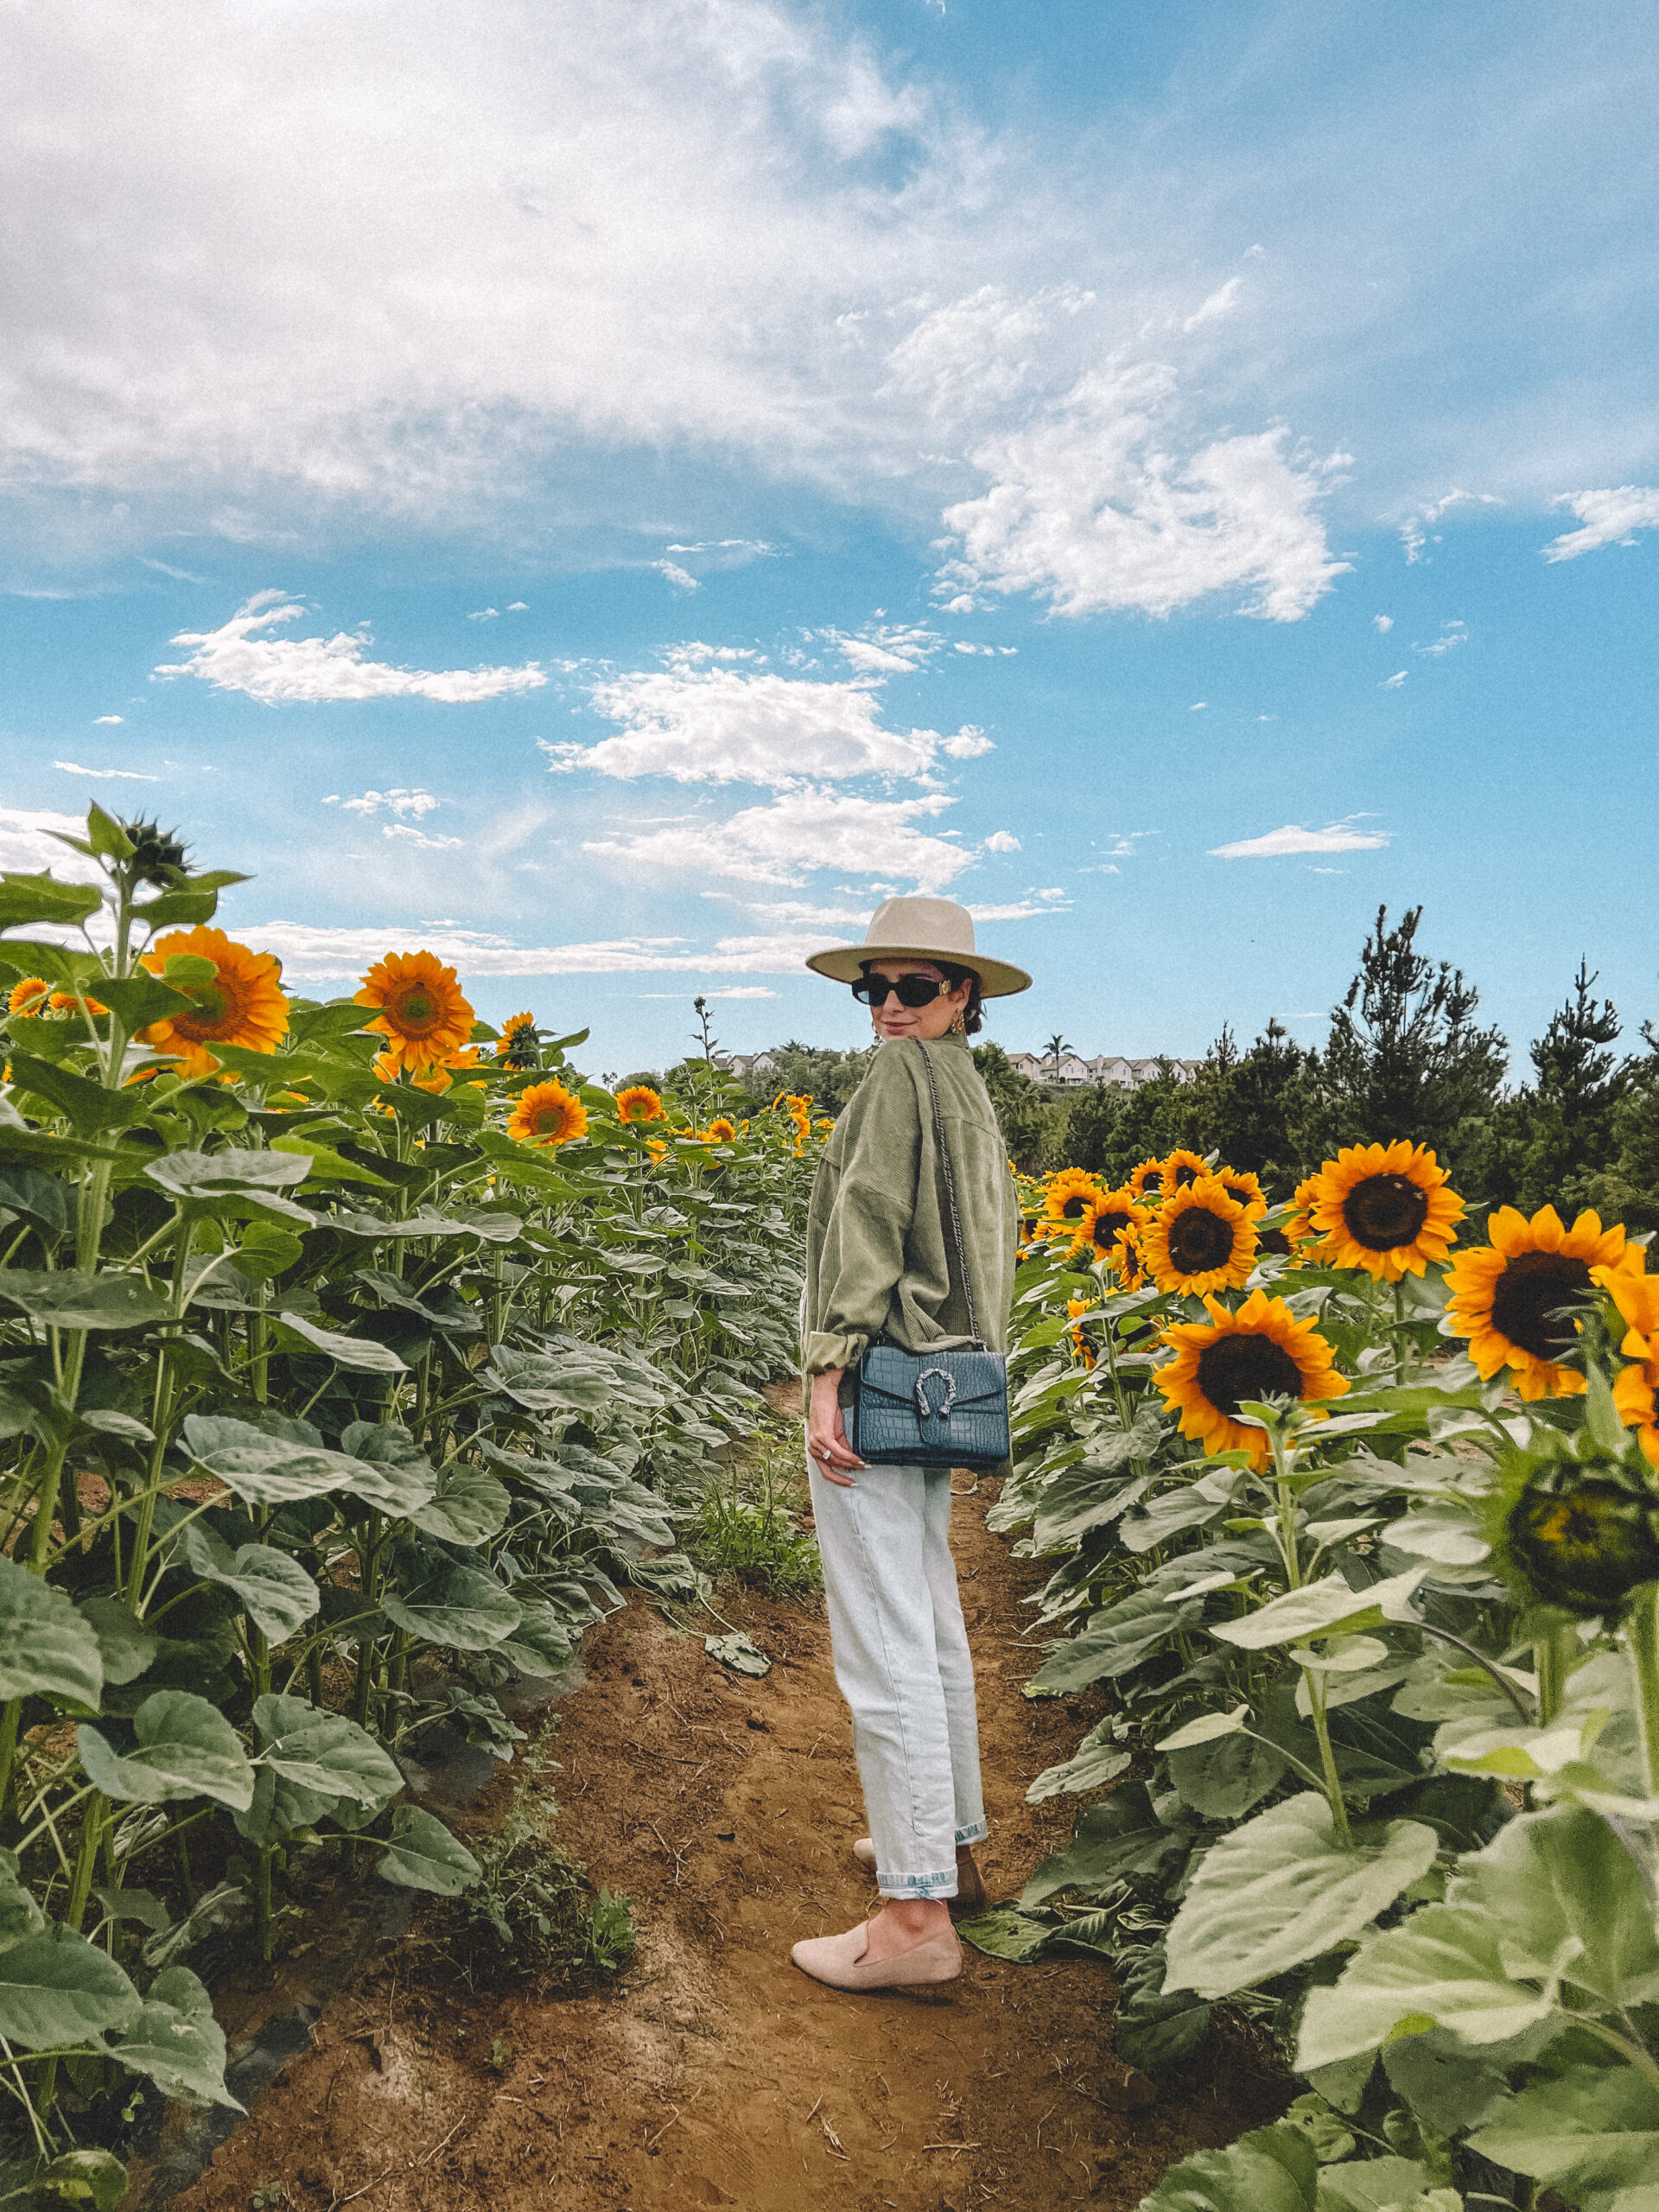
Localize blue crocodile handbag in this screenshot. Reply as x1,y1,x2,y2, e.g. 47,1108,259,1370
849,1042,1011,1471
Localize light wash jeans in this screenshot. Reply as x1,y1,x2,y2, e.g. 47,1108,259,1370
806,1453,988,1898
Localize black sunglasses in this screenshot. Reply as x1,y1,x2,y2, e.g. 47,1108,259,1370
851,974,951,1008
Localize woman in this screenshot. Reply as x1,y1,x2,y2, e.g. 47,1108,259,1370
791,894,1031,1992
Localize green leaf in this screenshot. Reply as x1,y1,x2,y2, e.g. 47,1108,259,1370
1211,1570,1426,1649
0,1268,170,1331
1031,1591,1202,1692
110,1963,239,2108
1379,1501,1491,1566
1138,2125,1318,2211
1313,2156,1433,2211
410,1468,510,1548
1167,1726,1289,1821
485,1344,613,1412
1471,2065,1659,2196
0,1558,105,1706
380,1566,522,1649
181,1526,321,1641
83,804,134,861
271,1311,408,1372
92,975,195,1032
252,1695,402,1808
704,1630,770,1676
269,1133,393,1186
16,2146,130,2210
0,873,102,932
1164,1795,1439,1999
1297,1906,1554,2068
1379,2031,1508,2139
954,1907,1058,1962
92,1886,172,1935
1021,1783,1191,1906
1026,1724,1133,1803
1449,1802,1659,2012
77,1691,256,1810
1114,1950,1213,2073
0,1929,140,2050
376,1807,481,1897
144,1148,310,1207
3,1054,146,1134
0,1166,73,1238
77,1597,158,1688
181,1413,372,1506
332,1422,439,1516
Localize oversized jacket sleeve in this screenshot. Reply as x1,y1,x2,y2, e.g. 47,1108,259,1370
801,1046,921,1376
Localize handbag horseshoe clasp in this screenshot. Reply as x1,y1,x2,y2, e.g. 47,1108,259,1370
914,1367,957,1421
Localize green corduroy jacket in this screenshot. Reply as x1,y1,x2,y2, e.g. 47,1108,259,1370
801,1033,1019,1387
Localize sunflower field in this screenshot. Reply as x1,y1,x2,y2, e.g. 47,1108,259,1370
989,1143,1659,2210
0,807,819,2207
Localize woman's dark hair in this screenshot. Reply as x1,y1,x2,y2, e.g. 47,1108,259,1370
858,957,982,1035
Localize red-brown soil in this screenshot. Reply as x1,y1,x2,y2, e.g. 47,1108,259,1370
156,1448,1283,2212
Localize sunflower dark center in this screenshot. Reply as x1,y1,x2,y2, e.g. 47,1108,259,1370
1094,1210,1130,1246
1141,1170,1162,1195
1344,1173,1430,1251
1172,1162,1200,1187
1061,1194,1090,1218
1490,1250,1594,1361
1195,1333,1306,1417
1167,1206,1236,1274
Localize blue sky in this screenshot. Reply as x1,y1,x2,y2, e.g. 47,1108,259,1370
3,0,1656,1079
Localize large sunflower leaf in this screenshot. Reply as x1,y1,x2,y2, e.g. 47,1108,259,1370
181,1412,370,1505
0,1268,170,1332
181,1525,321,1641
144,1149,311,1205
1026,1723,1133,1804
1296,1906,1555,2068
1137,2125,1318,2212
1030,1592,1202,1692
109,1964,239,2109
13,2147,130,2210
1021,1782,1192,1906
0,1558,105,1707
251,1694,402,1809
1469,2065,1659,2197
77,1597,157,1688
1312,2158,1437,2212
0,1166,73,1237
76,1691,255,1810
1447,1802,1659,2011
0,872,103,931
1167,1726,1288,1821
380,1566,522,1649
2,1058,148,1135
0,1929,141,2050
485,1344,613,1412
376,1807,481,1896
271,1311,407,1372
333,1421,439,1515
410,1467,511,1548
1163,1794,1438,1999
1210,1569,1427,1649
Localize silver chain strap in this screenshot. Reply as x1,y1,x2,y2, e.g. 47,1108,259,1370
916,1042,982,1348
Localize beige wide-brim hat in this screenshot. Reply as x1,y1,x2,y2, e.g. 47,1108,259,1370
804,895,1033,999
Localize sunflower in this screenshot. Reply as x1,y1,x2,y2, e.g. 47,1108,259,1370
354,951,474,1076
6,978,49,1016
508,1080,588,1147
48,988,109,1018
409,1045,486,1096
1599,1259,1659,1469
494,1011,540,1071
1307,1141,1464,1282
1216,1167,1268,1219
703,1117,738,1143
1154,1289,1350,1466
1128,1156,1166,1203
139,926,289,1079
1162,1147,1209,1195
615,1084,665,1124
1071,1186,1150,1267
1043,1167,1103,1227
1141,1176,1258,1297
1116,1227,1148,1290
1445,1205,1628,1400
785,1093,813,1114
1066,1296,1097,1370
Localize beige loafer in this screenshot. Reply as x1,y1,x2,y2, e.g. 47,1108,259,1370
791,1922,962,1991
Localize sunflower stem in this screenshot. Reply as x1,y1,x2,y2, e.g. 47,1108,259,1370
1534,1621,1576,1727
1302,1669,1353,1847
1625,1581,1659,1798
1393,1279,1411,1382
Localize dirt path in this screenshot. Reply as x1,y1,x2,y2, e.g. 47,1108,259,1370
168,1453,1282,2212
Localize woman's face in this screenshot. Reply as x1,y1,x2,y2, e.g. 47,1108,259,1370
864,958,973,1043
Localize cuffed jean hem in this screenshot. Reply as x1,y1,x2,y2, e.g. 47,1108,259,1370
879,1867,958,1900
955,1818,988,1846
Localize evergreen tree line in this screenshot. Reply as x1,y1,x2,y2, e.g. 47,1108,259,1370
734,908,1659,1228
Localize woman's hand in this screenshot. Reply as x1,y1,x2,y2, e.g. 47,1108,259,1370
806,1369,864,1486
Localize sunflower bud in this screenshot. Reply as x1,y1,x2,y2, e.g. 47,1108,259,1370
1505,1459,1659,1617
118,817,192,887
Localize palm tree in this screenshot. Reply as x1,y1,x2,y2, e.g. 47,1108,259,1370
1043,1033,1073,1083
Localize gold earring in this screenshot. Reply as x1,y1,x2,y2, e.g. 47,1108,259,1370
949,1008,967,1034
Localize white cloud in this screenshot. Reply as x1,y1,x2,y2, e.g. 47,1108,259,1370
383,823,463,849
544,652,987,786
824,624,940,674
0,803,104,880
242,919,840,981
1398,488,1503,563
506,601,528,612
1209,822,1390,859
325,788,441,818
467,607,499,621
1413,620,1466,657
1190,701,1208,711
1372,614,1393,632
93,713,124,724
983,830,1020,852
1182,276,1243,332
156,592,547,704
584,786,970,890
54,759,156,780
1380,671,1407,688
655,563,701,592
938,365,1350,622
702,986,776,999
1541,486,1659,562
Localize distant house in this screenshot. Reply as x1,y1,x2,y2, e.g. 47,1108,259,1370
717,1052,779,1082
1007,1051,1203,1090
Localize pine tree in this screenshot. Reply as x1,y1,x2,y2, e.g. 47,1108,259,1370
1516,962,1625,1214
1192,1019,1313,1196
1298,906,1506,1177
1590,1022,1659,1234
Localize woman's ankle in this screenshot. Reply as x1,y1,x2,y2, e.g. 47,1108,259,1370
878,1897,951,1939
